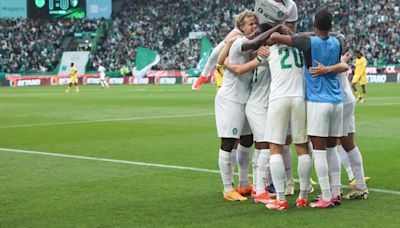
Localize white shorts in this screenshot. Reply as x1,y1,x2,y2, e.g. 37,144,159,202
100,73,106,80
265,97,308,144
245,103,268,142
215,95,252,138
342,102,356,136
307,101,343,137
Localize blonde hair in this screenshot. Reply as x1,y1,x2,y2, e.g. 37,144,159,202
234,10,258,30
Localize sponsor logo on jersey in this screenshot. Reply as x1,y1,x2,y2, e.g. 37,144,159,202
257,8,277,23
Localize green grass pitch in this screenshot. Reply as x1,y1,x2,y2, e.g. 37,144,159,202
1,83,400,227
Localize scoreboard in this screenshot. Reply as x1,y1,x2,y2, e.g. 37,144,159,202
28,0,86,19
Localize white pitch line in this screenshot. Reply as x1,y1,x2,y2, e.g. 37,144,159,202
0,113,214,129
362,102,400,106
1,147,400,196
361,97,400,100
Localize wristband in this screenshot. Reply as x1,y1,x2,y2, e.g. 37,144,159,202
256,55,266,64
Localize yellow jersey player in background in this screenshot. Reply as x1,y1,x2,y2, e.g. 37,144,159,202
351,50,367,103
215,64,224,91
66,62,79,93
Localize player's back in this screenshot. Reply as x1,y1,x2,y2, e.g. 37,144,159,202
305,36,342,103
98,66,106,76
267,44,305,101
246,61,271,107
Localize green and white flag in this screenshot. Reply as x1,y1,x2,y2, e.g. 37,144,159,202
186,37,213,77
132,47,160,78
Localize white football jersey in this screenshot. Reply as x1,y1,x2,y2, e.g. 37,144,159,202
267,44,305,101
339,72,356,104
217,37,253,104
254,0,298,25
201,28,243,77
98,65,106,77
246,61,271,107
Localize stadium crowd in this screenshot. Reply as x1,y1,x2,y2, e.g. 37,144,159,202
297,0,400,66
0,18,101,73
90,0,210,71
91,0,399,71
0,0,398,73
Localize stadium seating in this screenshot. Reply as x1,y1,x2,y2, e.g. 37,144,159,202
0,18,101,73
0,0,398,74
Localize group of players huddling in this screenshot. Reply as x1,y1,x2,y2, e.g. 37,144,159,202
192,0,369,210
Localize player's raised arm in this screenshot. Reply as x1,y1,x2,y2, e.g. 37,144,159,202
242,24,288,51
224,46,269,74
268,32,293,47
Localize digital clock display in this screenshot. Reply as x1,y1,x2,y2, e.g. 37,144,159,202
28,0,86,19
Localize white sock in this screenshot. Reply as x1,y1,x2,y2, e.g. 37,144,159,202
270,154,286,202
252,149,260,192
327,146,341,198
298,154,312,199
348,147,367,190
267,168,273,187
100,81,105,88
282,145,294,185
313,149,332,201
256,149,270,194
231,148,237,186
218,149,233,193
338,145,354,181
237,144,251,187
104,80,109,88
308,141,314,158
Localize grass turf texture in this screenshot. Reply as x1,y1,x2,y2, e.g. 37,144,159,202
1,84,400,227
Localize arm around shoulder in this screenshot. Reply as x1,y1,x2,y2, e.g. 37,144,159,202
224,57,261,74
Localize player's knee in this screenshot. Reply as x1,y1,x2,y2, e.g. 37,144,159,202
327,138,338,148
239,134,253,147
220,138,237,152
255,141,269,149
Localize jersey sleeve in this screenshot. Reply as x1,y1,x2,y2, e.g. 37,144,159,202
236,37,248,53
286,2,298,23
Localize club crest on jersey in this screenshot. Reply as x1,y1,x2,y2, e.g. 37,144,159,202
277,11,284,18
232,128,238,135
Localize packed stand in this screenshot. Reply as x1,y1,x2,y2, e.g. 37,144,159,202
90,0,214,71
0,18,101,73
297,0,400,65
93,0,399,72
1,0,399,74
